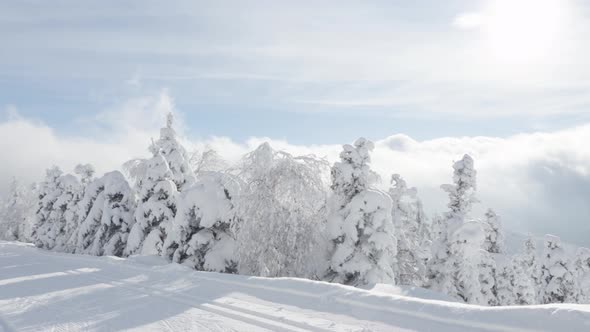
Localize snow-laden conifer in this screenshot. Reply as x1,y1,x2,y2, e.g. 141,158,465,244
0,178,36,241
150,113,196,191
389,174,430,286
483,209,503,254
495,262,515,305
513,236,543,303
74,164,95,186
164,172,238,273
125,151,178,256
76,171,136,256
447,221,496,305
326,138,397,286
574,247,590,303
33,167,82,250
428,155,478,292
540,235,578,303
511,254,537,305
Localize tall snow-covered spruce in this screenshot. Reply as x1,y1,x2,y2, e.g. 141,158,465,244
389,174,430,286
326,138,397,286
495,262,516,305
540,235,578,303
512,236,541,304
428,154,478,293
483,209,503,254
448,220,492,305
125,151,178,256
125,113,193,256
152,112,196,192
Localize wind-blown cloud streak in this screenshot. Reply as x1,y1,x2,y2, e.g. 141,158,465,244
2,0,590,132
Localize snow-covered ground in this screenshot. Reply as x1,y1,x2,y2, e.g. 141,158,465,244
1,241,589,332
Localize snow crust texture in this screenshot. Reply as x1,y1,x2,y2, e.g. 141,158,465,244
1,241,590,332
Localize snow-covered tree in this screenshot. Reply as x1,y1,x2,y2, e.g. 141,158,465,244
511,255,537,305
51,175,83,251
73,174,106,253
125,151,178,256
32,167,62,246
427,214,450,292
76,171,136,256
0,178,21,240
74,164,95,185
235,143,329,278
440,154,478,232
478,249,498,306
164,173,238,273
540,235,578,303
62,164,96,252
190,148,228,177
428,154,478,292
0,178,36,241
574,247,590,303
326,138,397,286
513,236,542,303
483,209,503,254
447,221,486,304
389,174,430,286
495,262,516,306
447,224,496,306
33,167,82,250
150,112,196,191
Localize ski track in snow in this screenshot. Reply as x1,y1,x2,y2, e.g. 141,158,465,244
1,241,590,332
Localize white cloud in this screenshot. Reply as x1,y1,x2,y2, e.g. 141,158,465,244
453,12,484,29
2,93,590,246
184,122,590,246
0,92,174,196
2,1,590,120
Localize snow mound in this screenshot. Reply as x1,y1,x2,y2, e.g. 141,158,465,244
369,283,459,303
1,241,590,332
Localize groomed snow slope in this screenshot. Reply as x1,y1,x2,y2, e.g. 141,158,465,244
1,241,589,332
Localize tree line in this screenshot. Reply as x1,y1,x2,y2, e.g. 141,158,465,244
1,113,589,306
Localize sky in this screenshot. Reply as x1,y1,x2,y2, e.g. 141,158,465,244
1,0,590,246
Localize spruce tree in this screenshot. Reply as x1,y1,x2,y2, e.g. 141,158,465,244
77,171,136,256
428,155,478,293
326,138,397,286
151,112,196,191
574,247,590,303
483,209,503,254
164,173,238,273
389,174,429,286
33,167,81,250
125,151,178,256
540,235,578,303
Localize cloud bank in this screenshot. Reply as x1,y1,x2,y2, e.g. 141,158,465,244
1,93,589,246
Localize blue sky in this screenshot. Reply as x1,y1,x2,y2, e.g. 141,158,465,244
2,0,590,144
2,1,590,245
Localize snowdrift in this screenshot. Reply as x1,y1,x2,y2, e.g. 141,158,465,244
1,241,589,332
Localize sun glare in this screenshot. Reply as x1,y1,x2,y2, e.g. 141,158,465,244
482,0,572,64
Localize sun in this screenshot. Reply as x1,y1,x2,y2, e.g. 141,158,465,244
484,0,572,64
456,0,573,65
